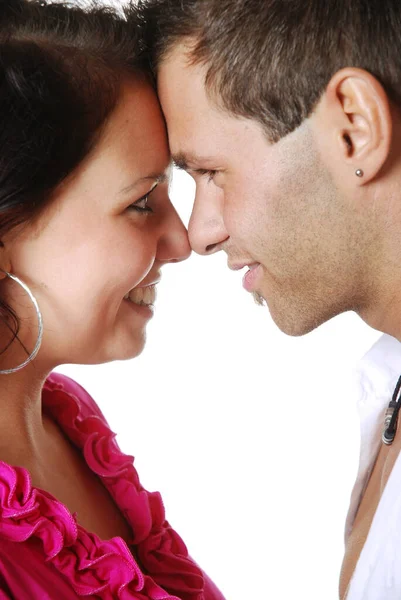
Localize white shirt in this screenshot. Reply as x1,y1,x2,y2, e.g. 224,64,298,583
346,333,401,599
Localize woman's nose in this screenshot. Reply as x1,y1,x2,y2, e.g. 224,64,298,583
157,203,191,264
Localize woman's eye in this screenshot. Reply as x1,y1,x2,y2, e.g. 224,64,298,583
129,193,154,214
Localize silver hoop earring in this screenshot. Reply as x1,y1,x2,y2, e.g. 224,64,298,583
0,270,43,374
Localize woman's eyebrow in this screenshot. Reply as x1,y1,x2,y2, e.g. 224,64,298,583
119,172,169,195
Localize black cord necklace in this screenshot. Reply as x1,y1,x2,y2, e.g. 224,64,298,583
382,375,401,445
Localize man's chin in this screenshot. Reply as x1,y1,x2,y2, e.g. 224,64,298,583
252,291,266,306
251,291,325,337
271,308,327,337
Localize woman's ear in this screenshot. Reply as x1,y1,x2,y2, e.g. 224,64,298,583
315,67,392,185
0,243,11,280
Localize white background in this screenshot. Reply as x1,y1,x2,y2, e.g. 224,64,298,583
57,170,383,600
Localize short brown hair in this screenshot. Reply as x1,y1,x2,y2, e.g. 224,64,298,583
139,0,401,142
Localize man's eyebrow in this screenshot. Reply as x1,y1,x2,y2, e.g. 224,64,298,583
119,172,168,195
173,156,189,171
173,152,215,172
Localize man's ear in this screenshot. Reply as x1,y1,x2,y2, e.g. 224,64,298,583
0,242,11,280
315,67,392,185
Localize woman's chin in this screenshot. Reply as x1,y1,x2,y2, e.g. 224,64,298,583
82,334,147,366
112,337,147,363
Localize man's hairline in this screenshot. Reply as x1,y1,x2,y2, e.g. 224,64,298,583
157,34,235,104
156,36,317,147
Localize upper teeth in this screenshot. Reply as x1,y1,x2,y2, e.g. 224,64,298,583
124,285,156,306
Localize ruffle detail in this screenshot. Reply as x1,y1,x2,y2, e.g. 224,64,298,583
0,373,205,600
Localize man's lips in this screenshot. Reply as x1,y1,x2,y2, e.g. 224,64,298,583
228,261,259,272
227,261,262,292
242,264,262,292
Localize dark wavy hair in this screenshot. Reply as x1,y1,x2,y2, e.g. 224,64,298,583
0,0,146,352
138,0,401,143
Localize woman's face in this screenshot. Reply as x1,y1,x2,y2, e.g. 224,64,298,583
0,80,190,369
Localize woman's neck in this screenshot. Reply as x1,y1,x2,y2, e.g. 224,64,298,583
0,365,51,470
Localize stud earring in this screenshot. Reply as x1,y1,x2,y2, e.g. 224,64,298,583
355,169,364,178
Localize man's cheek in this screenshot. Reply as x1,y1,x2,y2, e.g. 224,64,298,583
223,199,245,237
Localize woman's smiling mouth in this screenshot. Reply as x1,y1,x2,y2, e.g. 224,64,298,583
124,284,157,307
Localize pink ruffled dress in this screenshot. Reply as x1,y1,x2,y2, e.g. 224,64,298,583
0,373,226,600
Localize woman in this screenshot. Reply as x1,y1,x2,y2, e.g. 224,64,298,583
0,1,225,599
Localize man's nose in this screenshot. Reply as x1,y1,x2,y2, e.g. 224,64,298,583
188,189,229,255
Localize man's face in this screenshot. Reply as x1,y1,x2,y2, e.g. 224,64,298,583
158,44,375,335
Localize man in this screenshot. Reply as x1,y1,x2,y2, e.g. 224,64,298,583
137,0,401,597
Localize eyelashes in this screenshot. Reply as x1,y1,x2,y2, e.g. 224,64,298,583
128,185,158,214
127,166,218,218
196,169,217,182
129,194,154,214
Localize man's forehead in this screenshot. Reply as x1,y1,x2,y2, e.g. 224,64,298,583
158,44,209,107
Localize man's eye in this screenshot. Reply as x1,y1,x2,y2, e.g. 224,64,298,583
197,169,217,182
